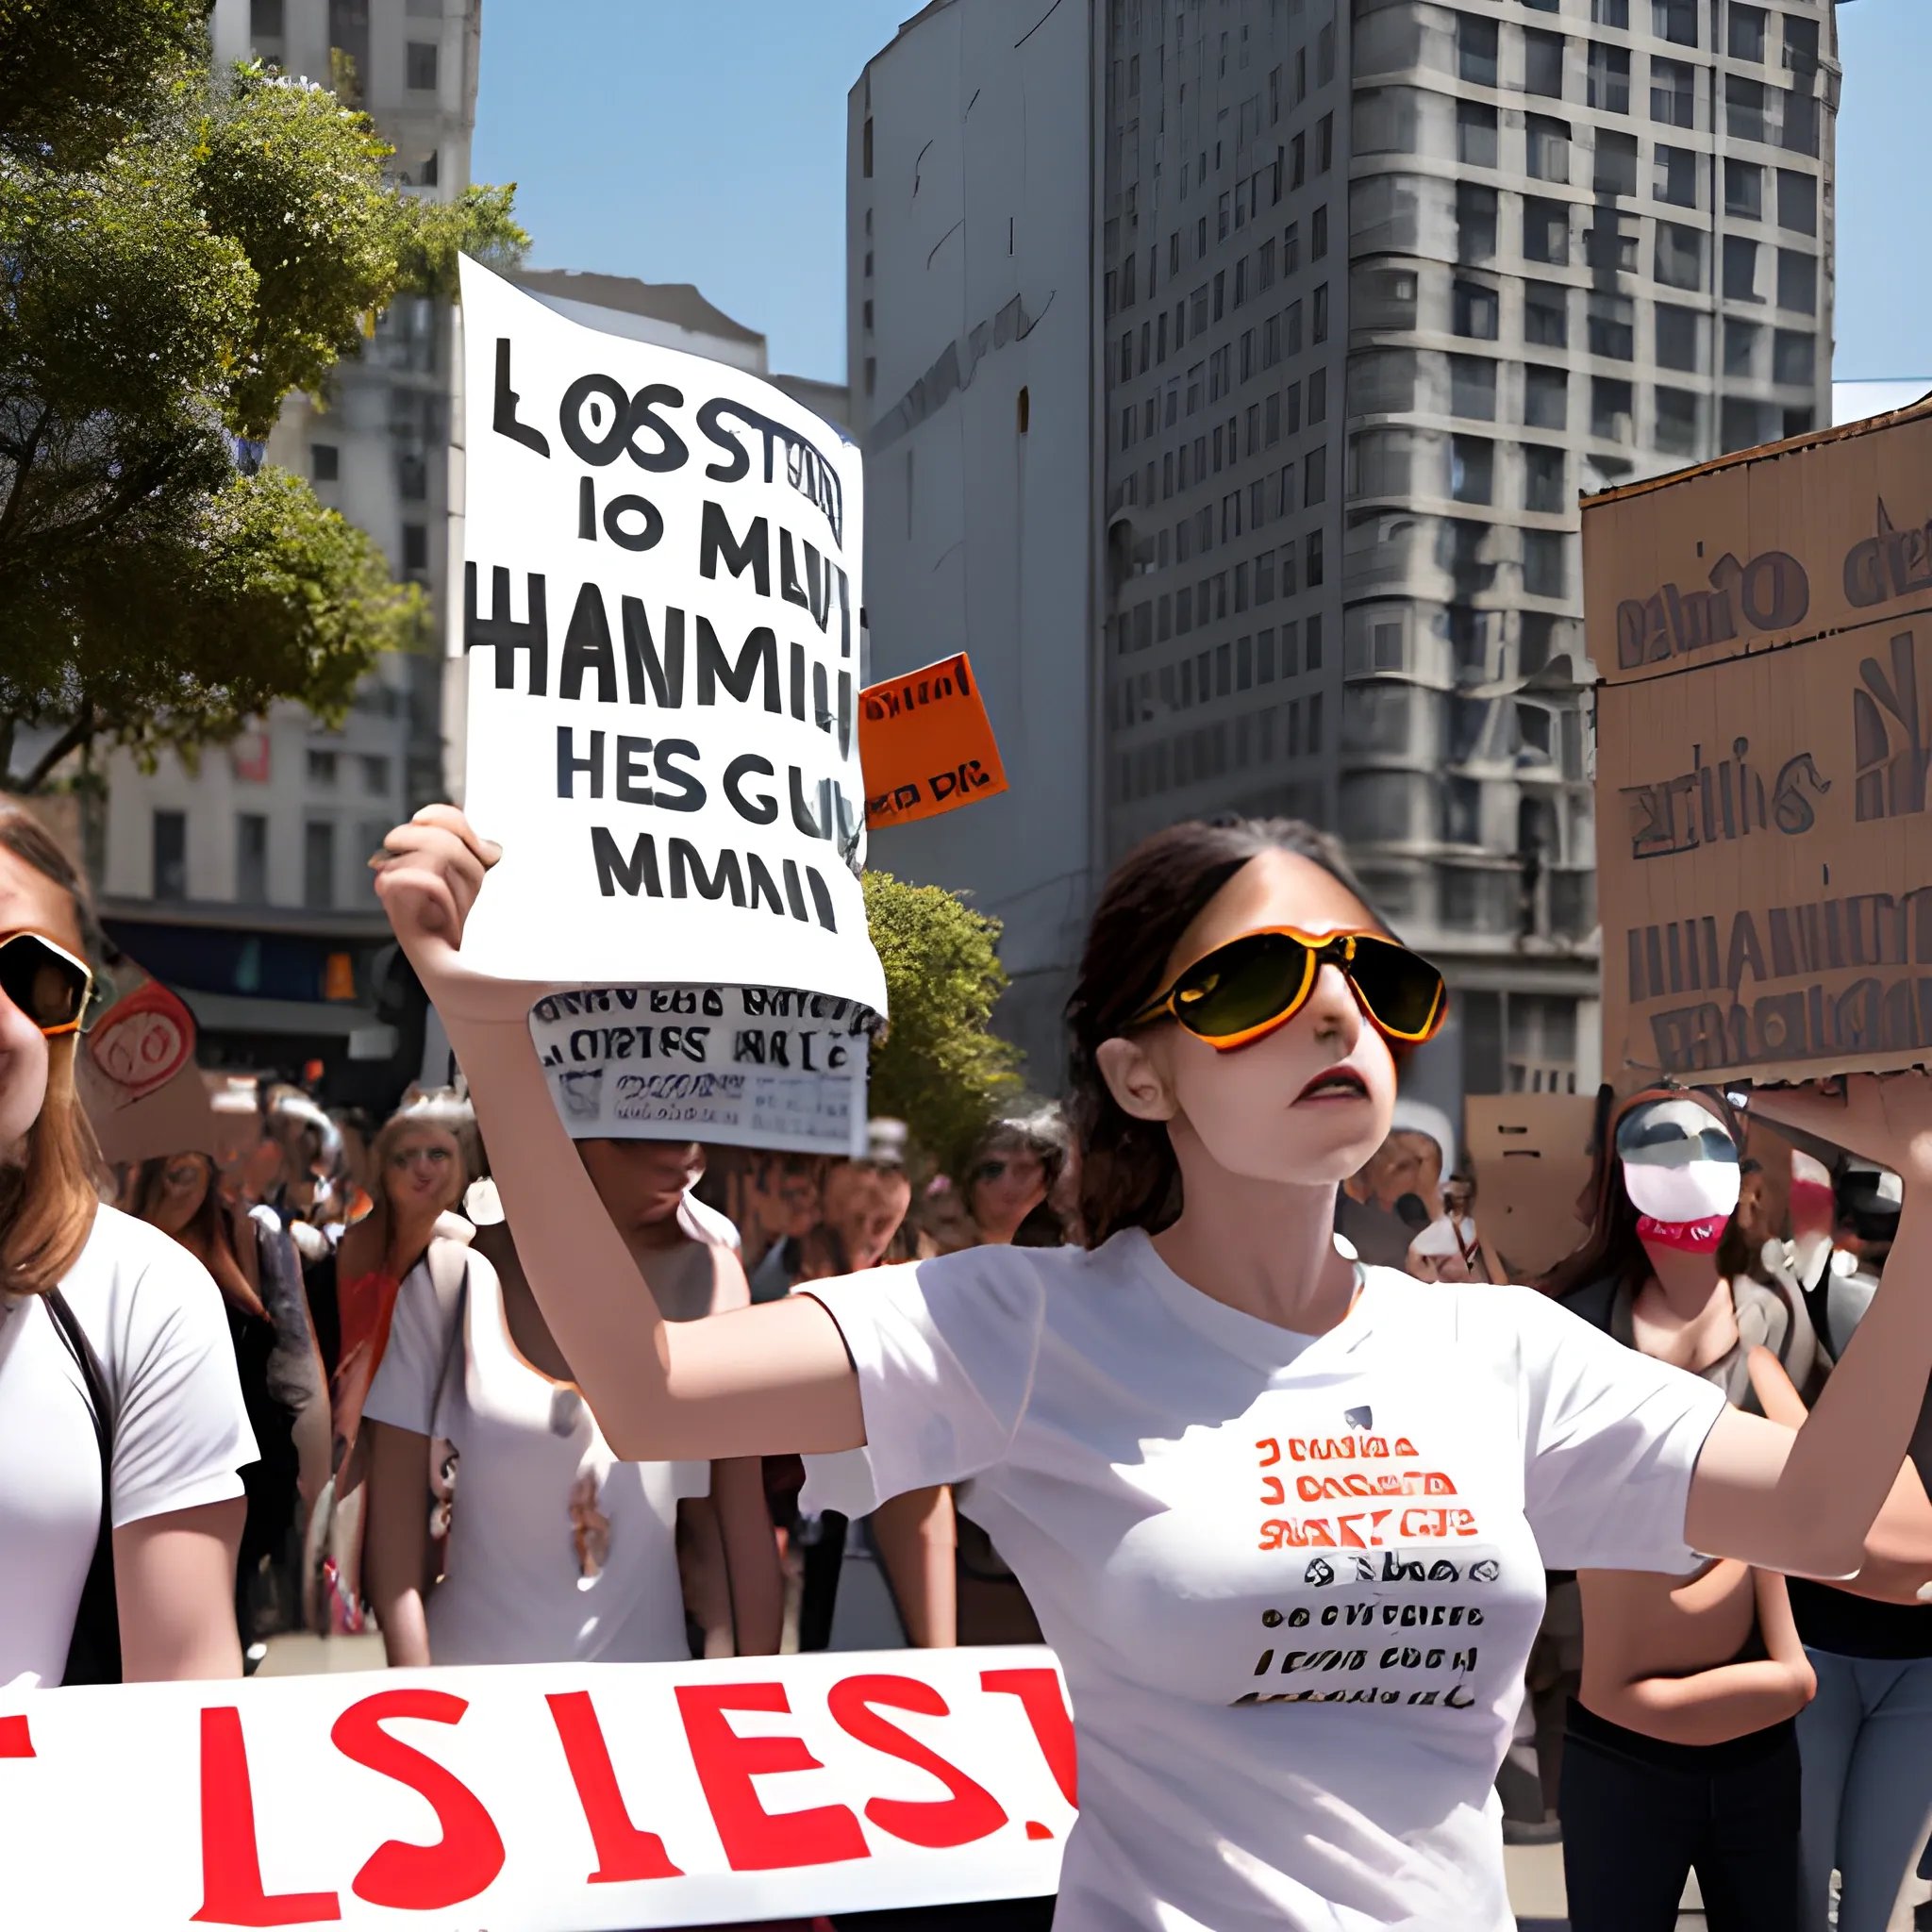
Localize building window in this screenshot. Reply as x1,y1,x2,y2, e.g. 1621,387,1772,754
1524,281,1568,348
153,810,187,902
1655,222,1706,291
1523,528,1569,598
862,118,874,176
1652,0,1697,46
405,41,439,91
1724,235,1761,303
1317,114,1332,172
1651,58,1695,128
1523,444,1566,513
1586,43,1630,114
1652,143,1697,208
1594,129,1638,197
1450,355,1498,421
1525,114,1570,183
1724,319,1760,378
1656,304,1702,372
1725,158,1764,220
252,0,285,40
1307,531,1325,590
1457,101,1498,168
236,813,268,905
1726,75,1768,145
1777,169,1818,236
402,523,430,577
307,748,339,785
1588,292,1635,360
397,453,427,501
1522,198,1570,267
304,822,336,911
311,442,340,482
1591,0,1628,24
1723,396,1773,453
1454,183,1498,265
1452,280,1500,341
1774,329,1816,388
1590,376,1634,442
1458,14,1498,87
1524,30,1565,100
1311,284,1328,342
1656,388,1700,457
1451,436,1493,505
1524,365,1569,430
1728,3,1767,60
1311,206,1328,259
360,755,391,794
1585,216,1637,275
1777,250,1817,315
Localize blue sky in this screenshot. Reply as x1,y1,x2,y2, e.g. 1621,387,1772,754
473,0,1932,386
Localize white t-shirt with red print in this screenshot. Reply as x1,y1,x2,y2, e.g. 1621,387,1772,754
801,1231,1726,1932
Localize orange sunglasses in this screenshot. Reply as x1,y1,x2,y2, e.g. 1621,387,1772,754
0,931,95,1037
1127,926,1449,1053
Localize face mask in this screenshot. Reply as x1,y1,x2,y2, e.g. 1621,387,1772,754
1616,1097,1740,1255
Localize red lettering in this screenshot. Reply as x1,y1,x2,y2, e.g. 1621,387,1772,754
545,1690,684,1884
1255,1437,1281,1467
675,1682,869,1871
826,1675,1008,1850
192,1707,341,1925
329,1690,505,1910
1295,1475,1323,1502
0,1714,30,1757
980,1668,1076,1809
1260,1475,1286,1505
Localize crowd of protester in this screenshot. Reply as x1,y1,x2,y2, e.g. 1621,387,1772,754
5,791,1932,1930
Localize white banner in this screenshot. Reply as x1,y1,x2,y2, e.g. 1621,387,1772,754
456,258,884,1021
0,1648,1074,1929
531,983,871,1156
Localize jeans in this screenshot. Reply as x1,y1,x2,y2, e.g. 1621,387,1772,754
1797,1648,1932,1932
1558,1702,1800,1932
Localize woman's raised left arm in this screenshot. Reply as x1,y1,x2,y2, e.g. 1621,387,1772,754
1685,1074,1932,1578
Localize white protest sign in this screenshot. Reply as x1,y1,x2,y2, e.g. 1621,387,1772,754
456,258,885,1021
0,1648,1075,1929
531,981,871,1155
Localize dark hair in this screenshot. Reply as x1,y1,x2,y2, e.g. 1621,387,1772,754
1540,1084,1740,1301
1066,815,1379,1246
0,807,105,1295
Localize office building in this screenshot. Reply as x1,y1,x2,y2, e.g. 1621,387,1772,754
855,0,1838,1104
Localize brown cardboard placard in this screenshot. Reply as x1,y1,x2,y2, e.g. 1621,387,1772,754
1584,398,1932,691
1465,1094,1597,1284
76,969,216,1167
1595,610,1932,1088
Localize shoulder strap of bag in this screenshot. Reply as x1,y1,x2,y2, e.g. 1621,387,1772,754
425,1240,471,1437
45,1288,123,1686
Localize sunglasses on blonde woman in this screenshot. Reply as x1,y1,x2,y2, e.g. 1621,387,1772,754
1127,926,1449,1053
0,931,94,1037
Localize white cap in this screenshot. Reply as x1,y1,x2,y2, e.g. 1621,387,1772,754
1389,1098,1456,1177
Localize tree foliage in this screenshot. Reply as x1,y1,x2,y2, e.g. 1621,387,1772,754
0,4,530,788
864,870,1024,1179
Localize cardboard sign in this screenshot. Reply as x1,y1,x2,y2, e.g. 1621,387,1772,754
859,653,1009,828
1464,1095,1596,1284
455,259,885,1021
1588,402,1932,1087
75,970,217,1166
531,981,872,1156
0,1648,1074,1929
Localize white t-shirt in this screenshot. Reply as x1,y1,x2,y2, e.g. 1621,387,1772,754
0,1208,258,1689
801,1230,1726,1932
363,1246,707,1666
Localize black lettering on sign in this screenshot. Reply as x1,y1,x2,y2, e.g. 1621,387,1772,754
1616,549,1807,669
695,397,844,549
493,339,550,458
1844,500,1932,610
466,564,547,695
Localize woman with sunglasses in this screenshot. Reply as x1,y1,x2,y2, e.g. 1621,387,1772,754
375,806,1932,1932
0,807,256,1686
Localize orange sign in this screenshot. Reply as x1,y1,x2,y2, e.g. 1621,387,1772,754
858,653,1008,828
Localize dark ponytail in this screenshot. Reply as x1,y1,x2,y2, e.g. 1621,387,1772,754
1065,816,1379,1246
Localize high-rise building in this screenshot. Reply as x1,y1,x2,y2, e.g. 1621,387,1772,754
854,0,1838,1106
89,0,481,1101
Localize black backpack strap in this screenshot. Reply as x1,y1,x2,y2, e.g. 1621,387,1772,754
44,1289,122,1686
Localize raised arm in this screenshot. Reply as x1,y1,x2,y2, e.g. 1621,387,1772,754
1684,1075,1932,1580
373,809,864,1462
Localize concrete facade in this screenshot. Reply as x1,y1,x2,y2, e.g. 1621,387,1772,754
846,0,1102,1083
858,0,1838,1105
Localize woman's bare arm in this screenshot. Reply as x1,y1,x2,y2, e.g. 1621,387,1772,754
115,1498,245,1682
710,1457,784,1656
872,1485,958,1647
1684,1076,1932,1579
373,810,864,1463
361,1419,434,1668
1578,1563,1815,1746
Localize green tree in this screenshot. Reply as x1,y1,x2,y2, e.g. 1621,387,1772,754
864,869,1024,1178
0,6,529,790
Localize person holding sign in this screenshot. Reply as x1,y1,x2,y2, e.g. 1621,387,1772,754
375,803,1932,1932
0,808,257,1687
